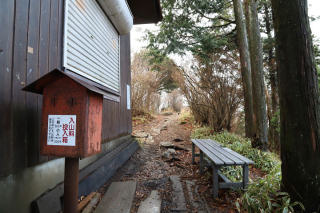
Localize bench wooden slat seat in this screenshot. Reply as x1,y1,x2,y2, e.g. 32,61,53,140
203,139,254,165
191,139,254,198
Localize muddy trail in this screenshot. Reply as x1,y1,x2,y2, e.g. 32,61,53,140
96,113,238,213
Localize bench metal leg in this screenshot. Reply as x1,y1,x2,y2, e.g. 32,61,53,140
192,143,195,164
242,164,249,189
212,165,219,198
199,150,204,174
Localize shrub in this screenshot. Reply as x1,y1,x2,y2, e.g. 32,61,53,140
191,128,304,212
179,108,194,124
239,166,304,213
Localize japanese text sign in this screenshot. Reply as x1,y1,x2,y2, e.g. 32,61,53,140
47,115,76,146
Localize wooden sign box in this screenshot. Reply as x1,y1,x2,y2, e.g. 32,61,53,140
23,69,106,158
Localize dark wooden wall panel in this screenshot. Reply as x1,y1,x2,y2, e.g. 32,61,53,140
0,0,15,176
49,0,60,71
37,0,51,164
26,0,41,166
0,0,132,177
11,0,30,171
127,35,132,133
0,0,64,177
101,34,132,142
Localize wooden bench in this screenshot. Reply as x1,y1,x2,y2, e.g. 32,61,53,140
191,139,254,198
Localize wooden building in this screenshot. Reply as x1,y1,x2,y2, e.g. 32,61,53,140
0,0,162,212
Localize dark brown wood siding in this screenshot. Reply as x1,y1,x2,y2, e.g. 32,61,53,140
101,35,131,141
0,0,132,177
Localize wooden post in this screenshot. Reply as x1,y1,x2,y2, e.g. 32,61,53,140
199,150,204,174
212,165,219,198
192,143,195,164
64,157,79,213
242,164,249,189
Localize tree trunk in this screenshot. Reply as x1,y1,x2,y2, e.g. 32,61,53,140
264,2,280,151
244,0,257,134
245,0,268,150
232,0,254,139
271,0,320,211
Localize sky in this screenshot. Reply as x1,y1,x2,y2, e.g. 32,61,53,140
130,0,320,55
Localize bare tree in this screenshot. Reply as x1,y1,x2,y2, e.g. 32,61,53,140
131,52,161,115
175,51,243,131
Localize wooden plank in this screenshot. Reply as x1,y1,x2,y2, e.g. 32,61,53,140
122,34,131,134
199,139,236,165
120,35,126,135
38,0,51,163
193,139,227,165
48,0,60,71
56,0,64,69
78,192,96,212
203,139,254,164
223,147,254,164
26,0,41,166
192,139,224,165
207,139,253,164
242,164,249,188
115,101,121,138
192,143,195,164
39,0,50,77
212,165,219,198
202,139,244,165
100,34,131,142
217,170,231,183
204,139,222,147
127,34,132,134
0,0,15,176
12,0,30,170
200,150,204,173
219,182,242,189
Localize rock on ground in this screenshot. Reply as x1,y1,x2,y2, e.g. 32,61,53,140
137,190,161,213
94,181,136,213
160,141,174,148
162,148,176,159
169,176,187,212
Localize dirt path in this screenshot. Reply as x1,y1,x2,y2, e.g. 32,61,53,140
101,113,237,213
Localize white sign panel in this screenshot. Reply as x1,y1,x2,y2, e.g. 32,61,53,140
127,84,131,110
47,115,76,146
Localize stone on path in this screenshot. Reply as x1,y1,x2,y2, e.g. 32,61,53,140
146,135,154,144
160,125,168,131
94,181,136,213
169,176,187,212
133,132,149,138
137,190,161,213
151,128,161,136
82,193,101,213
186,181,208,213
162,148,176,159
160,141,174,148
